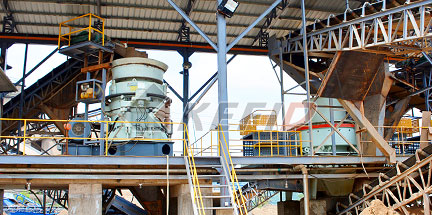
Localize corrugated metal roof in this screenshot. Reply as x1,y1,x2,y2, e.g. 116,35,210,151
0,0,363,47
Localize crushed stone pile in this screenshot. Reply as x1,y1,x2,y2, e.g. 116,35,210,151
360,200,399,215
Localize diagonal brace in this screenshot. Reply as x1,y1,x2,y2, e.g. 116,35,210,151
166,0,218,51
338,99,396,163
227,0,282,51
312,113,349,155
312,106,360,154
163,79,182,101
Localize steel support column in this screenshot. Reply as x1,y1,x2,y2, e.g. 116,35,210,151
100,68,106,155
178,50,194,126
301,0,313,154
17,43,28,154
216,0,231,208
0,43,7,71
279,42,285,127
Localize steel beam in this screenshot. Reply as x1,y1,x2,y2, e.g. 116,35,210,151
14,47,58,86
301,0,313,154
284,0,432,55
338,99,396,163
227,0,282,51
163,80,183,101
16,43,28,154
422,51,432,65
185,55,237,116
166,0,218,51
0,155,409,166
6,0,330,20
0,34,268,55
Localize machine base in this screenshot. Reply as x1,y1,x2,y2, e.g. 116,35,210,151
66,142,173,156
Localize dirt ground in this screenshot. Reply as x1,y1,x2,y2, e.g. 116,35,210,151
249,204,278,215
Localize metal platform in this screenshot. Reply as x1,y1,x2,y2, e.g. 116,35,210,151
0,155,410,190
59,41,114,61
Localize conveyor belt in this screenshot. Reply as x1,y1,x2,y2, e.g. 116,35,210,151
2,58,82,136
337,144,432,214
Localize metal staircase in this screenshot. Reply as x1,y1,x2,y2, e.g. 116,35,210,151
337,144,432,214
240,182,279,212
184,125,248,215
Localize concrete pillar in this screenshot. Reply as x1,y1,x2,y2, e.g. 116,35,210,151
300,199,327,215
285,192,293,201
421,111,432,149
216,210,234,215
68,184,102,215
171,184,212,215
278,201,300,215
309,179,317,200
0,189,3,214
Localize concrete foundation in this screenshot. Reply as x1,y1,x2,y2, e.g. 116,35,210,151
68,184,102,215
171,184,213,215
277,201,300,215
300,199,327,215
216,210,235,215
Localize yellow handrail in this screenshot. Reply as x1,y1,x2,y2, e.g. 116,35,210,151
189,127,303,157
218,124,248,215
58,13,105,49
184,125,206,215
0,118,183,156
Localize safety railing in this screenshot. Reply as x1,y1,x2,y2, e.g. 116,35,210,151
183,125,206,215
218,124,248,215
370,124,426,156
189,124,303,157
0,118,184,156
58,13,105,49
239,110,277,136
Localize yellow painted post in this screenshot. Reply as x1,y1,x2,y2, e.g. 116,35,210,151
218,129,220,156
105,122,109,156
58,25,62,48
300,131,303,156
88,15,92,41
102,18,105,46
277,131,279,155
68,26,72,46
23,120,27,155
270,131,273,156
258,131,261,156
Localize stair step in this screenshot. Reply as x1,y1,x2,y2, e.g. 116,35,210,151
195,184,228,188
200,195,231,199
199,207,234,210
195,165,222,168
198,175,225,177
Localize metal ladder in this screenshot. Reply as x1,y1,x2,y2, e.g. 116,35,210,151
184,125,248,215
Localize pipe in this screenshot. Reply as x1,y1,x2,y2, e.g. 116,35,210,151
166,155,169,215
294,165,309,215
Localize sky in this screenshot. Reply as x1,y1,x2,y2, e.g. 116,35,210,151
3,43,308,154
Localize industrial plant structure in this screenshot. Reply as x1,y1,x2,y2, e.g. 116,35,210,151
0,0,432,214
